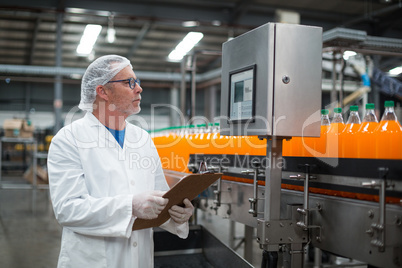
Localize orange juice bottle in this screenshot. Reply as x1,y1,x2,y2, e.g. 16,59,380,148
327,107,345,158
375,101,402,159
191,124,207,154
204,123,214,155
175,125,191,172
357,103,378,159
282,137,301,157
210,123,220,154
341,105,361,158
314,109,331,157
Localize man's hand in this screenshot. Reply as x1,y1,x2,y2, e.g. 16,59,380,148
132,191,168,219
168,198,194,224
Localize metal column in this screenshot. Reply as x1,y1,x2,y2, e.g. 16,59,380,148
169,86,181,126
244,225,254,263
54,12,63,134
205,85,217,122
263,137,283,251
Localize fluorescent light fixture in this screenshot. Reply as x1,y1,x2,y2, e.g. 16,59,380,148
76,24,102,55
182,21,199,27
107,28,116,43
389,66,402,76
168,32,204,61
343,50,356,60
212,20,221,26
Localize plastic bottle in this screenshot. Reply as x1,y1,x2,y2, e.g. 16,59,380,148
304,110,332,158
341,105,361,158
205,123,214,155
327,107,345,158
314,109,331,157
190,124,207,154
321,109,331,126
357,103,378,159
174,125,190,172
375,101,402,159
211,123,224,154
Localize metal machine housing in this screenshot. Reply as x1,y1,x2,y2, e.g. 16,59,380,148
220,23,322,137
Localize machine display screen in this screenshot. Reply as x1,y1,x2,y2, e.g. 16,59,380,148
228,65,256,122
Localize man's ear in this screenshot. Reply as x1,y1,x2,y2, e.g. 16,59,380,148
96,85,109,101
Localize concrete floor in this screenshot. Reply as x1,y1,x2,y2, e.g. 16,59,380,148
0,188,61,268
0,178,367,268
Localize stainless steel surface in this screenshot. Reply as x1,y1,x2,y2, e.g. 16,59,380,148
244,225,254,263
220,22,273,136
220,22,322,138
241,164,263,217
283,171,402,192
273,23,322,138
264,138,283,221
257,219,307,245
197,179,402,268
362,172,391,253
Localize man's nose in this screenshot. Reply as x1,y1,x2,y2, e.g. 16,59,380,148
135,84,143,93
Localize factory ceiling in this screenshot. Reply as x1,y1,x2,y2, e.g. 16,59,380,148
0,0,402,80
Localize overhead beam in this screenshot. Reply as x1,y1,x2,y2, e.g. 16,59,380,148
126,22,152,59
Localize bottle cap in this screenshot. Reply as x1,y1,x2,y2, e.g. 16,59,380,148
334,107,342,113
384,100,394,107
365,103,375,110
350,105,359,111
321,109,329,115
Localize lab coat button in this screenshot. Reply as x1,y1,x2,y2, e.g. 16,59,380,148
133,242,137,247
130,180,135,186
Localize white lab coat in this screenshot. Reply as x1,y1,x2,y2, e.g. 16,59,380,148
48,112,188,268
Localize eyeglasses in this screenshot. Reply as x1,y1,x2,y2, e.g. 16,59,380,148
106,78,141,89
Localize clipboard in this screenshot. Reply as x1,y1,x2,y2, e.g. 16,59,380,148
133,173,222,230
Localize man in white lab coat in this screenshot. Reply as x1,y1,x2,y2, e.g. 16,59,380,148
48,55,193,268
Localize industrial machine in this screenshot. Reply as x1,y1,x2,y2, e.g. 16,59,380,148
154,22,402,268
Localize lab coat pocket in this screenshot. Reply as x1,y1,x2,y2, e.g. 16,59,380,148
62,230,107,268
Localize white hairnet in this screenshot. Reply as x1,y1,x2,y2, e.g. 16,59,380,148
78,55,132,112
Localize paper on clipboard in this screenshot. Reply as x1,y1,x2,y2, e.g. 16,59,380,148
132,173,222,231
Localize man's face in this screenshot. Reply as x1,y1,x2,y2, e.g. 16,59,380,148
106,66,143,116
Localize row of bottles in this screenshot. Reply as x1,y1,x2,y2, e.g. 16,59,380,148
292,100,402,159
152,123,267,172
152,101,402,173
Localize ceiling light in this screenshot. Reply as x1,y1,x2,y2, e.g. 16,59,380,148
107,14,116,43
76,24,102,56
212,20,221,26
182,21,199,27
168,32,204,61
343,50,356,60
389,66,402,76
107,28,116,43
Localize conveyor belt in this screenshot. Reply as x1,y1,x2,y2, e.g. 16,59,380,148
189,154,402,204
